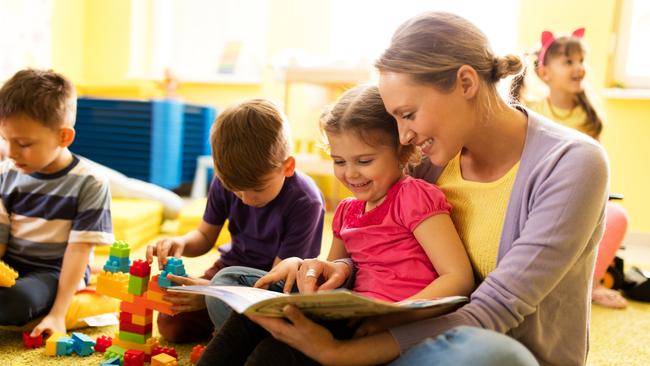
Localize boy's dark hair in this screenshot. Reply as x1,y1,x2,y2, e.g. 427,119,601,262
320,84,417,165
0,69,77,129
211,99,291,191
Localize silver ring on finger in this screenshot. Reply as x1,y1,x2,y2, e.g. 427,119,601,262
305,268,317,278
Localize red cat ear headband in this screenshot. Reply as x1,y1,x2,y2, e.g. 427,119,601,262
538,27,585,66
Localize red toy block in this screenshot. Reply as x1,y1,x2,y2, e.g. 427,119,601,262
94,335,113,353
129,260,151,277
22,331,43,348
152,345,178,359
120,317,153,335
124,349,146,366
189,344,205,364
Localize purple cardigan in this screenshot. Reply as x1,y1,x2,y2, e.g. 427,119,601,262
390,109,608,366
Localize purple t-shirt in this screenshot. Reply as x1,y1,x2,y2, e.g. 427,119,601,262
203,170,325,271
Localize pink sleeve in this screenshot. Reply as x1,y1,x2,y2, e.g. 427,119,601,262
332,198,353,239
396,179,452,232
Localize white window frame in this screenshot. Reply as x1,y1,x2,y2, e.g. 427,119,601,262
613,0,650,88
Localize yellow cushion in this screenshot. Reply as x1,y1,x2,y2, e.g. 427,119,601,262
177,198,231,247
96,198,163,254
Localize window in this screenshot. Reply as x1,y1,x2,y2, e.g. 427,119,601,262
0,0,52,82
613,0,650,88
129,0,268,84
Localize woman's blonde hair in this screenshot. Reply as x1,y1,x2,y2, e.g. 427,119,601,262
375,11,523,112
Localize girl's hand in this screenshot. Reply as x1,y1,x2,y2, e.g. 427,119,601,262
298,259,350,294
249,305,339,364
254,257,303,293
146,238,186,270
31,313,65,337
162,274,210,312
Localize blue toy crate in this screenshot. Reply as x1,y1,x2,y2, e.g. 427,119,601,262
72,97,216,189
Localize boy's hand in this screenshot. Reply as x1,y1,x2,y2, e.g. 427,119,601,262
163,274,210,312
31,313,65,337
255,257,303,293
146,238,186,270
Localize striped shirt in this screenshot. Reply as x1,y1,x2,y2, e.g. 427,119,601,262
0,155,114,271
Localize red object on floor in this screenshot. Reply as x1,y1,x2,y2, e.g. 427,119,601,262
124,349,146,366
190,344,206,364
151,345,178,359
94,335,113,352
22,331,43,348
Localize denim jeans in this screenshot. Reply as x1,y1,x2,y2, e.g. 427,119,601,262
206,266,280,330
389,326,538,366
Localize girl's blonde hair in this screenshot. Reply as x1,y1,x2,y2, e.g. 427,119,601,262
511,35,603,138
375,11,523,114
320,84,418,166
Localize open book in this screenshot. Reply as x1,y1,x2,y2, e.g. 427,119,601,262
168,285,468,320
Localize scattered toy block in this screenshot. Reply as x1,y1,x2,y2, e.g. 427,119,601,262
151,352,178,366
0,260,18,287
45,332,66,356
56,336,74,356
189,344,205,364
101,356,122,365
22,331,42,349
129,259,151,277
104,344,126,363
152,345,178,359
95,335,113,353
124,349,146,366
72,332,96,356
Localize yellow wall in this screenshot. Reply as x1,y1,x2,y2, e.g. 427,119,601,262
51,0,650,232
518,0,650,233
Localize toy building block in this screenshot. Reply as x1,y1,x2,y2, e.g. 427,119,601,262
121,310,153,326
120,330,152,344
189,344,206,364
45,332,66,356
0,260,18,287
95,335,113,353
130,259,151,277
112,332,159,354
157,258,187,288
128,274,149,296
22,331,43,348
101,357,122,366
104,344,127,363
151,352,178,366
138,295,175,315
56,336,74,356
104,255,131,273
110,240,131,258
72,332,96,356
124,349,146,366
120,297,152,316
120,317,153,335
151,345,178,359
97,271,135,302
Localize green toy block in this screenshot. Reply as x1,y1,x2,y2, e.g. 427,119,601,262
119,330,152,344
109,240,131,258
104,344,126,363
128,275,148,296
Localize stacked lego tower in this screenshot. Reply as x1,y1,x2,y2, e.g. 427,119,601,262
96,241,186,365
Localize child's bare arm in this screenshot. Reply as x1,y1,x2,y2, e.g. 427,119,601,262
147,220,222,269
31,243,93,336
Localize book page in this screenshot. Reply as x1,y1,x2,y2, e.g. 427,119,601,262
170,285,286,313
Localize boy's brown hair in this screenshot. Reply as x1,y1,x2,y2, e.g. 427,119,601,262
0,69,77,129
211,99,291,191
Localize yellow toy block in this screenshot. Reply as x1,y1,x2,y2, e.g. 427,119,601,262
96,271,134,302
45,332,66,356
145,289,165,302
95,198,163,254
151,352,178,366
131,313,153,326
112,332,159,354
0,260,18,287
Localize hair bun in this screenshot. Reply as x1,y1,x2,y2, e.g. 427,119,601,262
492,54,523,81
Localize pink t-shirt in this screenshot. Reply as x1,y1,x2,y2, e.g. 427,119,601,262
332,176,452,302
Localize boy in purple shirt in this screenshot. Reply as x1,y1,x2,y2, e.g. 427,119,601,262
146,99,325,343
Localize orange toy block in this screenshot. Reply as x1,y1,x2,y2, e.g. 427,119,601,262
112,332,159,354
145,289,165,302
121,311,153,326
151,353,178,366
148,275,166,293
189,344,205,364
120,299,150,316
0,260,18,287
97,271,135,302
44,332,66,356
137,295,175,316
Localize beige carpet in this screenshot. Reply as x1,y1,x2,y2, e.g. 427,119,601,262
1,218,649,365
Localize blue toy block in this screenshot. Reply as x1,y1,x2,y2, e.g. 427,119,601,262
101,356,122,365
72,332,96,356
56,336,74,356
103,255,131,273
158,257,187,288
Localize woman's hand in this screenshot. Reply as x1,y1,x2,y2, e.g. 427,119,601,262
249,305,340,364
162,274,210,313
254,257,303,293
297,259,350,294
31,313,65,337
146,237,186,270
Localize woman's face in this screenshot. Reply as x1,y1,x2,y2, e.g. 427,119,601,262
378,72,470,166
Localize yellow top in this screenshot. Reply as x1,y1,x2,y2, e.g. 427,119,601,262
436,154,520,280
528,98,596,138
